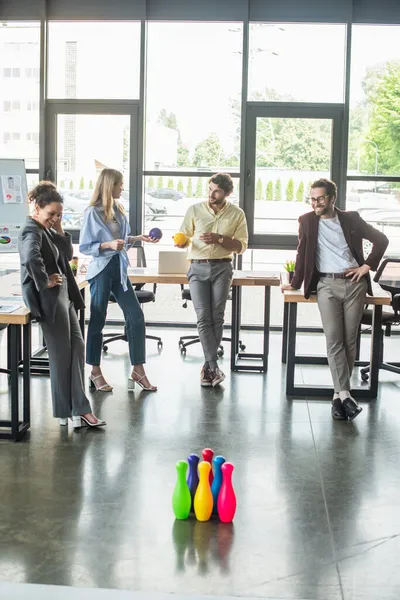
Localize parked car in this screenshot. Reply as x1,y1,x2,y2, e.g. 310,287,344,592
147,187,183,200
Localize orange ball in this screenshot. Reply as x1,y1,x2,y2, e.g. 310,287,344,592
172,232,188,246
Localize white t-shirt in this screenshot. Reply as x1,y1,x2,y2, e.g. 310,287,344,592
316,215,359,273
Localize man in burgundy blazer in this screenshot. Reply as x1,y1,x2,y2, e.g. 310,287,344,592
282,178,388,421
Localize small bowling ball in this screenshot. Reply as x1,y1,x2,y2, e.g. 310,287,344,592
149,227,163,240
173,232,187,246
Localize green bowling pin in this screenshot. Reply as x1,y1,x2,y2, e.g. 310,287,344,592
172,460,191,520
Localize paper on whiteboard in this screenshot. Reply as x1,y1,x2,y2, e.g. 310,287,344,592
1,175,23,204
0,224,23,252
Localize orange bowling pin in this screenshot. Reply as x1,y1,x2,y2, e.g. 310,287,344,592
194,462,213,522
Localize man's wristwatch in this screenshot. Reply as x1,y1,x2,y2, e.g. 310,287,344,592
218,236,224,245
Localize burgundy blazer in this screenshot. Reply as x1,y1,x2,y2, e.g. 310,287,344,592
291,209,389,298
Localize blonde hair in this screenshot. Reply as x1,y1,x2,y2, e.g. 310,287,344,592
90,168,125,221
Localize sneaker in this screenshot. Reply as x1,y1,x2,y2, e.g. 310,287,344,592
209,367,225,387
200,367,213,387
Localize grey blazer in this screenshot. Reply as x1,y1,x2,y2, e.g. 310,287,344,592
18,217,85,324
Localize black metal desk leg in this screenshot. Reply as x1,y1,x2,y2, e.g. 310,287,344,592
286,303,298,395
79,287,86,339
282,301,289,364
230,286,240,371
262,286,271,371
369,304,382,399
9,324,20,441
23,322,31,425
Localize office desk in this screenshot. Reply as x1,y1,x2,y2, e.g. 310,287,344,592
128,269,281,372
282,288,391,399
0,306,31,441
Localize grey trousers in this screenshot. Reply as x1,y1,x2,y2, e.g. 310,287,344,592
40,279,92,418
317,277,367,393
188,261,233,369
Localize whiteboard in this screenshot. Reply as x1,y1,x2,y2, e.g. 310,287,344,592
0,158,29,253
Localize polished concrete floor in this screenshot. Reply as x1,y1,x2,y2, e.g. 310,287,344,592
1,327,400,600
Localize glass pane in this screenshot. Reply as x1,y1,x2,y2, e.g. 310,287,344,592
253,117,332,235
346,180,400,258
56,114,130,230
0,22,40,169
48,22,140,99
249,23,346,103
349,25,400,177
145,23,243,172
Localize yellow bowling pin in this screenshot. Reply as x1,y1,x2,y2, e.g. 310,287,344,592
194,462,213,522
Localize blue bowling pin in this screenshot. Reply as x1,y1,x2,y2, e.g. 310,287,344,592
211,455,226,513
187,453,200,512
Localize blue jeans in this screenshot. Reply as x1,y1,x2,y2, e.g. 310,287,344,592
86,254,146,366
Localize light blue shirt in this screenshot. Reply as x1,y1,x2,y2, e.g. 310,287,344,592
79,206,132,290
316,215,359,273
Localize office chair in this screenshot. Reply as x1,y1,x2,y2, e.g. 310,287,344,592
359,257,400,382
178,285,246,356
102,243,163,353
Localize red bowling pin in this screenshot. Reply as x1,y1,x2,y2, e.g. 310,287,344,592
202,448,214,486
217,462,236,523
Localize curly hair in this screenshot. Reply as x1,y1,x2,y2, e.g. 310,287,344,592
310,178,337,199
28,181,63,208
209,172,234,195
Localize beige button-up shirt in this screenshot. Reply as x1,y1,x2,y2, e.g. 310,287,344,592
180,201,248,260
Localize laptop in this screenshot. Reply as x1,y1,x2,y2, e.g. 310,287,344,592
158,250,189,274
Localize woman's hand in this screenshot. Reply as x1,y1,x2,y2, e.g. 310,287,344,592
48,273,63,288
108,239,125,251
52,216,64,234
134,235,159,244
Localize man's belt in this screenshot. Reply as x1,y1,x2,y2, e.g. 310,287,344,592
191,258,232,264
319,272,347,279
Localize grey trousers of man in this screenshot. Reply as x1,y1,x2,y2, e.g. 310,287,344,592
188,261,233,370
40,279,92,418
317,277,367,393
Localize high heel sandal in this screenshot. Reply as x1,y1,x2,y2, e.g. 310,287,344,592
72,415,106,428
89,373,113,392
129,370,157,392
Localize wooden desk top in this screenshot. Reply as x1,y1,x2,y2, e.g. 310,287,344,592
283,285,391,306
126,269,281,287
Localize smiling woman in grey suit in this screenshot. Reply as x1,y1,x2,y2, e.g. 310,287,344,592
18,181,106,429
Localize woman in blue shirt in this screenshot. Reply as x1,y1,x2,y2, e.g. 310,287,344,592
79,168,158,392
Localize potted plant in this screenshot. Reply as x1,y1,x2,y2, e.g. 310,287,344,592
70,256,78,277
284,260,296,284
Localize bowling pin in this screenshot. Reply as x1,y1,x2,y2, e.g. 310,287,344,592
172,460,191,520
187,453,200,512
202,448,214,486
217,462,236,523
211,455,226,514
194,462,213,522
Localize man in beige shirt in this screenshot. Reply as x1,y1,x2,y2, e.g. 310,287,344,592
178,173,248,387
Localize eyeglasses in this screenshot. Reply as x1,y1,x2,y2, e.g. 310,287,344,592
308,195,331,205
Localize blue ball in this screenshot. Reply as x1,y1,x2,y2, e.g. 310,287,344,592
149,227,163,240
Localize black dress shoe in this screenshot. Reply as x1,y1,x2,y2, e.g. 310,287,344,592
331,398,347,420
342,397,363,421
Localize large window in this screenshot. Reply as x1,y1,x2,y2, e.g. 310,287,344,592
348,25,400,259
145,22,243,173
47,22,141,99
248,23,346,103
0,22,40,170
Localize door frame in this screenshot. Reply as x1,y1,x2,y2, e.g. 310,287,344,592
45,100,140,238
244,102,345,249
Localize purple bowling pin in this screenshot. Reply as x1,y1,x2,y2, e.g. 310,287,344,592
217,462,236,523
187,453,199,512
211,455,226,514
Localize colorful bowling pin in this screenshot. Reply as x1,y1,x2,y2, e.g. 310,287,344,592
211,455,226,514
202,448,214,485
187,453,200,512
217,462,236,523
172,460,191,520
194,462,213,522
